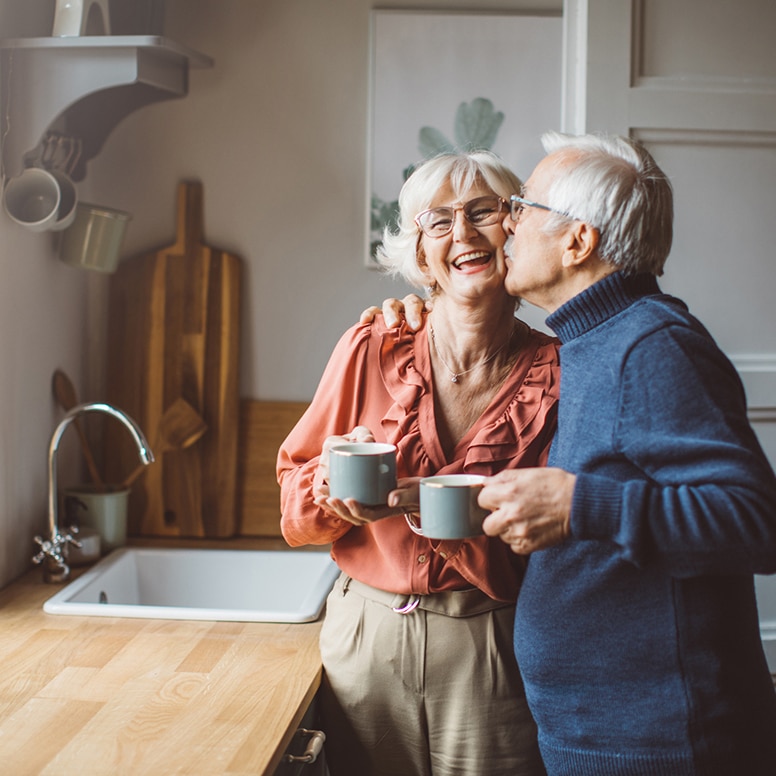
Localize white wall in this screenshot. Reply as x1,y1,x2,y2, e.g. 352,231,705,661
0,3,90,587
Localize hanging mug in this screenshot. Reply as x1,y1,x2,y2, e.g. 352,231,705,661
3,168,61,232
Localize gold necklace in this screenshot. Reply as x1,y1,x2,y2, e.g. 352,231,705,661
429,322,515,383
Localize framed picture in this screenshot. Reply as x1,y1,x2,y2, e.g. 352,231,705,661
366,9,563,265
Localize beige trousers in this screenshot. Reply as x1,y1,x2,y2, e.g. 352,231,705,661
319,574,545,776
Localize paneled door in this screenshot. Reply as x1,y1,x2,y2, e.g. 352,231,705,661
562,0,776,651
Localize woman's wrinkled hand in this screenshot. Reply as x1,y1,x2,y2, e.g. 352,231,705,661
359,294,430,331
313,426,375,502
315,477,422,528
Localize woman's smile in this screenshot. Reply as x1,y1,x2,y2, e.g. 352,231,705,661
452,250,493,272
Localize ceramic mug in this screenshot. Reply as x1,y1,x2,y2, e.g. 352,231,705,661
63,485,130,553
59,203,132,273
415,474,489,540
52,0,111,37
329,442,397,505
3,168,61,232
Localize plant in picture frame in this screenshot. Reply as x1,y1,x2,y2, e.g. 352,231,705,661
369,97,505,261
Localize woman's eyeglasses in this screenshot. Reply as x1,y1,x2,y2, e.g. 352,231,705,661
415,196,506,238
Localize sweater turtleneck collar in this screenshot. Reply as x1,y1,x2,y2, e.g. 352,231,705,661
545,272,661,343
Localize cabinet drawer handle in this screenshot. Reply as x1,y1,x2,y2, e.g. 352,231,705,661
283,728,326,765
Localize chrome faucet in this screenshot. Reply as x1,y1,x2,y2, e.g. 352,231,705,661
33,401,154,583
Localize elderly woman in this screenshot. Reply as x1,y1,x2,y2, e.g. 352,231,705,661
277,151,559,776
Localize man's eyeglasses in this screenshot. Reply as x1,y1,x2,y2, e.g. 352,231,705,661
415,196,506,238
509,195,577,224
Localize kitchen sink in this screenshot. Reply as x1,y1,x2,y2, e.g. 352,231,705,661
43,547,340,623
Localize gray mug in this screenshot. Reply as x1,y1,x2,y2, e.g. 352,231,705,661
329,442,397,505
415,474,488,539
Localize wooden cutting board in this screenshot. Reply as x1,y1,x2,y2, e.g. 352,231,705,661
104,180,242,538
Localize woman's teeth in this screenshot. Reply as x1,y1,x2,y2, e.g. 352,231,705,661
453,251,490,269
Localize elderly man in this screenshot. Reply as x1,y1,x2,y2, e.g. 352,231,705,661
370,132,776,775
479,132,776,775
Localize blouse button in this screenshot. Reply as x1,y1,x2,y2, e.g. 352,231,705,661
438,551,448,560
417,554,427,564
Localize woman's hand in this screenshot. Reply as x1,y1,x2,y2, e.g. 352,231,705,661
313,425,375,502
359,293,430,331
316,476,422,528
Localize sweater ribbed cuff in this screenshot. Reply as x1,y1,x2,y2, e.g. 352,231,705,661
570,472,623,541
540,739,694,776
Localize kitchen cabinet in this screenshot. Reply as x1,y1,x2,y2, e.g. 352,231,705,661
0,35,212,181
274,694,328,775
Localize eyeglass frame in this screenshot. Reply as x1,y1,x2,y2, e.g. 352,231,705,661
414,195,508,238
509,194,580,224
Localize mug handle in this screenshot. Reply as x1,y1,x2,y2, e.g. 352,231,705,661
404,511,424,536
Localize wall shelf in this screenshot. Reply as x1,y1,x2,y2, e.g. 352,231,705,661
0,36,213,181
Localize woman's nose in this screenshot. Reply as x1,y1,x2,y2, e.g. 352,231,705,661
451,210,478,240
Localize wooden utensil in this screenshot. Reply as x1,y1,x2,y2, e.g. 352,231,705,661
51,369,105,487
121,398,207,489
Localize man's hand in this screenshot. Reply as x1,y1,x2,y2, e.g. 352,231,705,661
480,468,575,554
359,293,429,331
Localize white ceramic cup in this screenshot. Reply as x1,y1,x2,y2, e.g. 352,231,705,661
415,474,489,540
329,442,397,505
52,0,111,37
3,168,61,231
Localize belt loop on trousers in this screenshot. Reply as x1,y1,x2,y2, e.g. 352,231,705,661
392,595,421,614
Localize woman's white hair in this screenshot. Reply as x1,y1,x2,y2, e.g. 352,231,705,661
540,131,673,275
376,150,522,288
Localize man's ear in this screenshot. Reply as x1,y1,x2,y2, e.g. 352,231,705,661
561,222,600,268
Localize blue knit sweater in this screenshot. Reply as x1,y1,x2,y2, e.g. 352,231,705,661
516,272,776,775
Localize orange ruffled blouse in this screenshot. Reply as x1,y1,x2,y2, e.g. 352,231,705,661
277,316,560,603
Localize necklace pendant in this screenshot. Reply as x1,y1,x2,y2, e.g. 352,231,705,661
451,374,459,383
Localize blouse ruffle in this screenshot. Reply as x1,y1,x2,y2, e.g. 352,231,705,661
378,320,560,477
277,316,560,602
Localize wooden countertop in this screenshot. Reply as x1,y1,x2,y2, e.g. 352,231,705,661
0,544,324,776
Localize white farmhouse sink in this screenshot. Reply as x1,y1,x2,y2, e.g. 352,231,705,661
43,547,340,623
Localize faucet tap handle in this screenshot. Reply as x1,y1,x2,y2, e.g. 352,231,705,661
32,527,81,566
33,532,74,582
32,534,66,565
32,534,52,565
64,525,82,549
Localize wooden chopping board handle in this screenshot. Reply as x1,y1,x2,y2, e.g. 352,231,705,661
172,180,204,255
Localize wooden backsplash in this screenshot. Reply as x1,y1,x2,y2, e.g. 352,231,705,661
237,399,309,537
